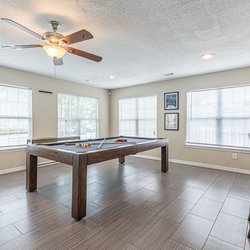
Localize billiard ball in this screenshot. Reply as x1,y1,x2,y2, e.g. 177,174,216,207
115,138,127,142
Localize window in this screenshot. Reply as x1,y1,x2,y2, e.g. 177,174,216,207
119,96,157,137
0,84,32,147
186,85,250,149
58,93,98,139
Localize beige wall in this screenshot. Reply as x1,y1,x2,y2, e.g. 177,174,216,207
110,67,250,171
0,66,109,171
1,65,250,173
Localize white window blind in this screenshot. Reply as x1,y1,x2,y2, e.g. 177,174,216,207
186,85,250,149
119,96,157,137
58,93,98,139
0,84,32,147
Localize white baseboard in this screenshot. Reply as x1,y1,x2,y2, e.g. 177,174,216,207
170,159,250,175
0,161,57,175
132,154,250,175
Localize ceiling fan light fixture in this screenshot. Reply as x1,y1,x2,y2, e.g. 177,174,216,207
201,53,214,60
43,45,66,59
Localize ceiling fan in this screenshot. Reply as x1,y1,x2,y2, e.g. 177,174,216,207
0,18,102,65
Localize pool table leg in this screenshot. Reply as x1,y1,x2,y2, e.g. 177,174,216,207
26,152,38,192
119,156,125,164
72,154,87,221
161,146,168,172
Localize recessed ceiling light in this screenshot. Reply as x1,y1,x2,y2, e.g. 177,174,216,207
109,75,115,79
164,73,174,76
202,53,214,60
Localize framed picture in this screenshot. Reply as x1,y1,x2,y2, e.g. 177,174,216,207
164,92,179,110
164,113,179,131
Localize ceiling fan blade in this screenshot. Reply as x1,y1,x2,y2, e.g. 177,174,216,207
0,44,43,49
53,57,63,66
1,18,44,40
67,47,102,62
60,29,93,45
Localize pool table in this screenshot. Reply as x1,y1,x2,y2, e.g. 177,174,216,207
26,136,169,220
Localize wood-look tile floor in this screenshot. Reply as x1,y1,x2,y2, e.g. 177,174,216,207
0,157,250,250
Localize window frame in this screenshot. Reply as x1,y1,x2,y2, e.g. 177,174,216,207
0,83,32,149
118,95,157,137
57,92,99,139
185,84,250,151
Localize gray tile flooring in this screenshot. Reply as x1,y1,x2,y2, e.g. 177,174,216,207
0,157,249,249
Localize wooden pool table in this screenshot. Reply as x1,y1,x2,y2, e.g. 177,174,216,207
26,136,169,220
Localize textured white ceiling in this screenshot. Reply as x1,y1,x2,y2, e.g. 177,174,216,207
1,0,250,89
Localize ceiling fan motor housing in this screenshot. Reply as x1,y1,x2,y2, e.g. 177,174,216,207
43,32,65,46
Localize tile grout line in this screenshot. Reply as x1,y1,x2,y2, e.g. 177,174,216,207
209,235,245,249
0,224,24,247
12,223,23,235
167,238,196,250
